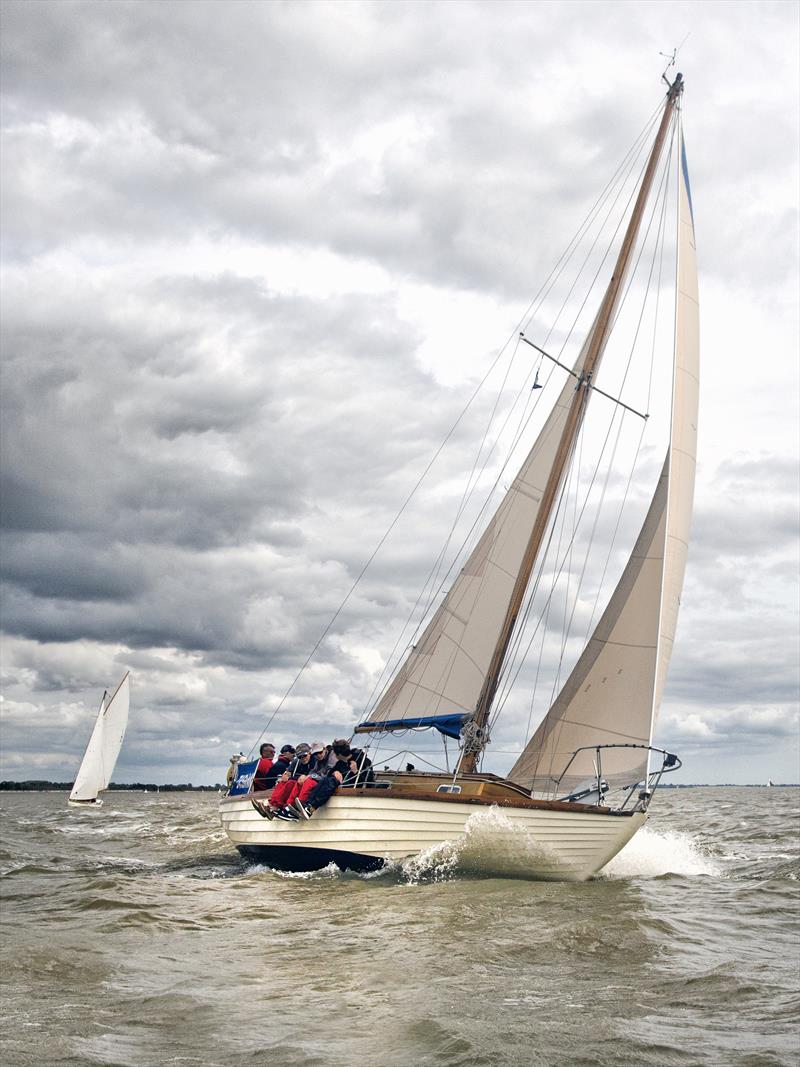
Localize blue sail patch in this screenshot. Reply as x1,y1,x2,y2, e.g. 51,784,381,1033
681,134,695,235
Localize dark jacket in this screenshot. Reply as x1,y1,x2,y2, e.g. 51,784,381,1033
263,755,293,787
287,754,320,779
343,750,375,786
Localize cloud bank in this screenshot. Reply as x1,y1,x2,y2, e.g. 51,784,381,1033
1,0,798,785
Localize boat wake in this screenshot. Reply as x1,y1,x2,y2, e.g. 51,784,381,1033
398,817,721,883
400,807,565,882
243,813,720,885
600,826,721,880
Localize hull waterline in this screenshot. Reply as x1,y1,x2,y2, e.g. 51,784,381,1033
220,792,645,880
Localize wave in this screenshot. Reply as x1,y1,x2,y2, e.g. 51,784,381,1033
239,810,723,885
600,826,722,880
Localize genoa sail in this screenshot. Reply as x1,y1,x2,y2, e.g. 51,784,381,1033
69,673,131,802
509,129,699,795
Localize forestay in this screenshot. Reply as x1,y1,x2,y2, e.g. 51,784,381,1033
509,130,699,796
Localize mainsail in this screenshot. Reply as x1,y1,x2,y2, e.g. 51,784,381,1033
69,673,131,802
509,129,699,794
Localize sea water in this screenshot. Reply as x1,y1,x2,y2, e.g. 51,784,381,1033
1,786,797,1066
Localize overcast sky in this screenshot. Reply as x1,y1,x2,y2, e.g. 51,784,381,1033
1,0,798,787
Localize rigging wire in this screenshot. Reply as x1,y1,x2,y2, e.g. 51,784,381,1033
364,108,663,721
247,94,676,756
467,117,678,758
359,112,663,724
487,118,677,743
494,133,682,717
546,121,678,707
494,123,679,787
581,133,675,644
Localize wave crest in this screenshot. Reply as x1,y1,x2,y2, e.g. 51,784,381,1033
601,826,721,879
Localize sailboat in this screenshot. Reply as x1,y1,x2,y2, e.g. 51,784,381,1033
68,672,131,807
220,70,699,879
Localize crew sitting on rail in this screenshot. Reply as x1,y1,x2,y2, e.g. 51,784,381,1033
251,742,324,819
249,739,376,821
252,742,277,792
261,744,295,788
289,742,375,821
285,740,353,820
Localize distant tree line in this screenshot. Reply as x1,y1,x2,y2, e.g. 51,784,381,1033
0,781,224,792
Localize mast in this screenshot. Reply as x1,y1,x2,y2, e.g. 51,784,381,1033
460,73,684,774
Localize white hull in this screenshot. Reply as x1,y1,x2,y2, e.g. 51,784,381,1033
67,797,103,807
220,792,645,881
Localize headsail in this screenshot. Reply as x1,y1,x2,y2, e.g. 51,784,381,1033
356,368,579,737
509,129,699,795
69,673,131,802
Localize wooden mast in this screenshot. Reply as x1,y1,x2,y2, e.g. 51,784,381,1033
460,73,684,774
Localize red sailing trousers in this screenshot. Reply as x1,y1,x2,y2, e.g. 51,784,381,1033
267,776,318,809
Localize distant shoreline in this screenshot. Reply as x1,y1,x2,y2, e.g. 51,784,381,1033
0,781,224,792
1,780,796,792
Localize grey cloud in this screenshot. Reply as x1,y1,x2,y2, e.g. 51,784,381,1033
5,2,794,295
2,262,487,673
685,455,798,571
1,1,797,785
1,533,149,602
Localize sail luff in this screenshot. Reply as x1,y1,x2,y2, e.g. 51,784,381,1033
508,458,670,792
644,118,684,771
98,672,130,791
650,118,700,738
460,76,685,772
509,115,699,797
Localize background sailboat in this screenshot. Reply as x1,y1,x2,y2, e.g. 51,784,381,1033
220,70,698,878
68,673,131,808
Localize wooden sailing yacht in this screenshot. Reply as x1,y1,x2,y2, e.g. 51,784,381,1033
68,673,130,807
220,71,699,879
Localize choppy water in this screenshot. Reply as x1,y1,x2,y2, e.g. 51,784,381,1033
1,787,798,1067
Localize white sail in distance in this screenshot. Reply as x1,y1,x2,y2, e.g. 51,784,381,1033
509,128,699,795
69,673,131,802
